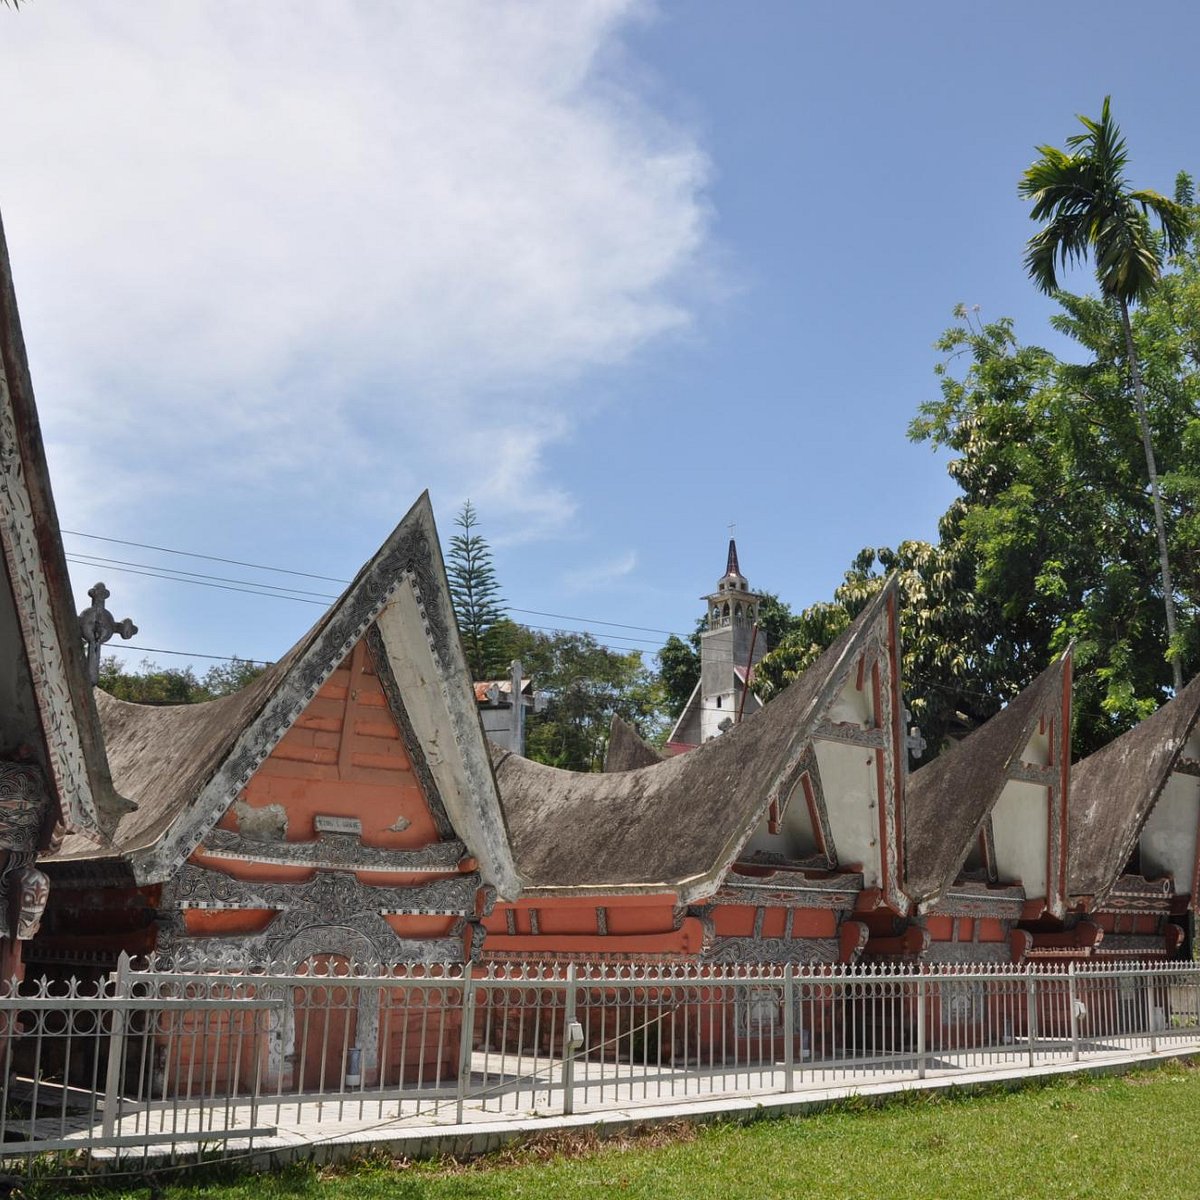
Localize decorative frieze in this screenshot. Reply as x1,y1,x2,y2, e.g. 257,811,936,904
922,942,1013,965
718,866,863,911
702,937,841,965
198,827,467,874
813,720,886,750
926,880,1026,919
1103,873,1174,912
173,862,479,915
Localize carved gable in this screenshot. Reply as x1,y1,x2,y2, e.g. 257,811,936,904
216,636,451,849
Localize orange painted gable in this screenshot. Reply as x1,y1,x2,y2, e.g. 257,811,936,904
216,639,442,849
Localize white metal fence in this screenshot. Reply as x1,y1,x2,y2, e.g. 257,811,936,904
2,955,1198,1178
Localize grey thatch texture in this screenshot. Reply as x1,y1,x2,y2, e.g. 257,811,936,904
54,658,296,861
1068,673,1200,901
904,656,1069,910
493,584,895,898
603,715,665,772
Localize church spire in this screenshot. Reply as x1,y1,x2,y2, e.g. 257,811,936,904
726,538,740,579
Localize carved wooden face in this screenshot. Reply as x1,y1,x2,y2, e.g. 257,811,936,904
15,867,49,941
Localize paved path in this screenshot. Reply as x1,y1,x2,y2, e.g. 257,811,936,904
48,1033,1199,1167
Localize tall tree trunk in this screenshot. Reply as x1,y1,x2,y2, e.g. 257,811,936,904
1120,299,1183,690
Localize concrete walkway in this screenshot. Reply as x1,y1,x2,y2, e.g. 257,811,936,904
55,1034,1200,1168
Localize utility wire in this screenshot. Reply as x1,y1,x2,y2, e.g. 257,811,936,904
62,530,684,637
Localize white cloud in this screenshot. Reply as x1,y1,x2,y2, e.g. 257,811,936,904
562,549,639,593
0,0,712,549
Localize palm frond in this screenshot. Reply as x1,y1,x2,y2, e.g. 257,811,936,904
1129,188,1190,256
1020,98,1178,305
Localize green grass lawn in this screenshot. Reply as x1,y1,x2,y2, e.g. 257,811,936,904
65,1060,1200,1200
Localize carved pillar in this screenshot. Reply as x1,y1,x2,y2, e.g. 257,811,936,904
0,760,53,961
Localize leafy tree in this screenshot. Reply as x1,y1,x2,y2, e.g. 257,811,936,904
1020,97,1190,686
503,625,663,771
446,500,507,680
98,655,268,703
657,634,700,719
759,275,1200,761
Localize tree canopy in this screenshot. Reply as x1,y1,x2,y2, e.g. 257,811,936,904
497,620,663,772
757,231,1200,759
98,655,268,704
1020,99,1191,687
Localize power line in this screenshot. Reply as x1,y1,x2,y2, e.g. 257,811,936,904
66,552,341,600
110,643,274,666
64,551,670,648
62,529,348,584
62,530,687,638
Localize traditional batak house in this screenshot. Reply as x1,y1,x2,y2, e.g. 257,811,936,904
1057,673,1200,962
482,578,908,968
897,654,1074,966
35,495,520,1087
0,210,129,981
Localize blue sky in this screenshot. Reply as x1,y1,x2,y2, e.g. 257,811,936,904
2,2,1198,672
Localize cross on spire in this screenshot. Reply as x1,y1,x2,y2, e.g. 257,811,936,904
78,581,138,686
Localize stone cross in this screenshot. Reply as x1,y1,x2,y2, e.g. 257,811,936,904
903,708,927,760
78,581,137,686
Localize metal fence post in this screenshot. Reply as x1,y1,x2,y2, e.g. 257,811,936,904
1068,962,1080,1062
455,971,476,1125
1146,972,1159,1053
782,965,795,1093
1026,974,1038,1069
101,951,132,1140
562,963,578,1117
916,976,927,1080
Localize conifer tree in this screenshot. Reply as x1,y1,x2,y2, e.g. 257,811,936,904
447,500,507,680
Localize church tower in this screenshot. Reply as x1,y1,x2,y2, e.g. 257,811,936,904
666,539,768,751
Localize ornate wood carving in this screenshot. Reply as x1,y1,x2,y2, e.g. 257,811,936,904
198,827,467,874
813,720,887,750
701,937,842,965
173,862,480,915
1006,762,1057,786
921,942,1013,965
0,378,99,838
0,761,54,939
716,867,863,911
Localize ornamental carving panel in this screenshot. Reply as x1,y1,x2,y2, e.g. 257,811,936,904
0,377,97,838
0,761,53,939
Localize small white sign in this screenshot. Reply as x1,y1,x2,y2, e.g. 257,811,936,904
314,814,362,836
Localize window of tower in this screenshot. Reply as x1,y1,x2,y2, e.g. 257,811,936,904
716,695,722,708
734,602,743,622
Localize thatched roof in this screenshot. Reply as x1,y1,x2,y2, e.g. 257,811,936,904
904,655,1070,910
1068,673,1200,902
493,583,897,903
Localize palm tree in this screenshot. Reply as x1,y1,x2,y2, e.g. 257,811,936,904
1020,97,1190,689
